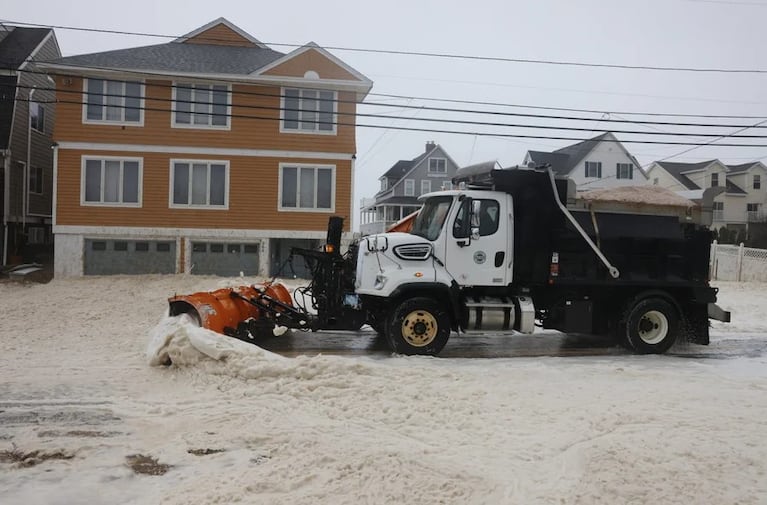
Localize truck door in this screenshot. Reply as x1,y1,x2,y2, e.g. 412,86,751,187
444,195,511,286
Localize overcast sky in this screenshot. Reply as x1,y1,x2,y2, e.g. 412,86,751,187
4,0,767,226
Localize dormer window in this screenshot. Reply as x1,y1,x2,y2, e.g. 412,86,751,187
711,173,719,187
381,178,388,192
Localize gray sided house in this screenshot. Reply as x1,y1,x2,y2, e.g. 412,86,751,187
0,25,60,265
360,142,459,235
523,132,648,189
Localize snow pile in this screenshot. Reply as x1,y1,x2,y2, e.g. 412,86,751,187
579,185,696,207
0,276,766,505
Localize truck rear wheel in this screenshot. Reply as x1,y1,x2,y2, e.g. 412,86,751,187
386,297,451,356
624,297,679,354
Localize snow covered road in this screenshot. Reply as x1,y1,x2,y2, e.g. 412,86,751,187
0,276,765,504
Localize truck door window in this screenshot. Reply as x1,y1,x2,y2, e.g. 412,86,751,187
478,200,500,236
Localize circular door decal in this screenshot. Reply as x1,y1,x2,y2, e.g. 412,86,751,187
473,251,486,264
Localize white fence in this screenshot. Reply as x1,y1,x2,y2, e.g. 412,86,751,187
710,242,767,282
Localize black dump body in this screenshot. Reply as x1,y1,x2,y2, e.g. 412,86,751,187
484,168,712,287
481,168,716,342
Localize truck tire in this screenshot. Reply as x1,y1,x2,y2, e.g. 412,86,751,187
623,297,679,354
386,297,451,356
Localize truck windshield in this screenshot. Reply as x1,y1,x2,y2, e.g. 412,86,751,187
411,196,453,241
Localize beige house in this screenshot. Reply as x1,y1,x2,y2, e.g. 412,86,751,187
645,160,767,231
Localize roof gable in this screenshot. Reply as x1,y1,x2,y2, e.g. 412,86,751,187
525,132,645,179
174,18,266,48
256,43,371,83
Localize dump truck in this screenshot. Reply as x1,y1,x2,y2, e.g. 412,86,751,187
170,164,730,355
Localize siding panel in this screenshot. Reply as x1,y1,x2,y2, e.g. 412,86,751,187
56,149,351,231
54,77,356,153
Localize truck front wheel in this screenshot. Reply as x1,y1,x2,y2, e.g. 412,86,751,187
624,297,679,354
386,297,451,356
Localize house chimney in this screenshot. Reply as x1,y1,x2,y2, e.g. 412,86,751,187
425,141,436,152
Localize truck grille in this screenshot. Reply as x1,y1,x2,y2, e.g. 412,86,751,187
393,244,432,261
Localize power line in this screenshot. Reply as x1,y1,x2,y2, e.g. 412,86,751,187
16,95,767,148
368,92,767,120
9,66,767,130
13,81,767,140
4,19,767,75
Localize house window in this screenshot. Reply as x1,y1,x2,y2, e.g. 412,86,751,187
653,178,659,185
421,180,432,195
381,178,388,192
713,201,724,221
428,158,446,174
82,158,141,206
747,203,761,222
711,173,719,187
85,78,143,124
30,102,45,132
616,163,633,180
585,161,602,178
279,164,335,211
29,166,43,194
754,175,761,190
282,88,336,133
441,181,453,190
404,179,415,196
171,160,228,208
174,83,230,128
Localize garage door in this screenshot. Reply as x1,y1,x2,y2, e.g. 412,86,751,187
84,239,176,275
190,242,259,276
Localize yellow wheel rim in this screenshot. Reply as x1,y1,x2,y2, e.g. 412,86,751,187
401,310,438,347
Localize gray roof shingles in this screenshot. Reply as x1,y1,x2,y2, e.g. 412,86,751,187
655,160,748,194
50,42,285,75
526,133,612,175
381,151,431,179
0,27,50,70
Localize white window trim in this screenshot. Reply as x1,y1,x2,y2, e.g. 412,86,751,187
428,157,447,175
279,87,338,136
278,162,336,213
169,159,230,210
82,78,146,126
421,179,432,195
171,82,232,131
80,156,143,207
404,179,415,196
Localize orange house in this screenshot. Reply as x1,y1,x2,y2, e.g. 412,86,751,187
39,18,372,277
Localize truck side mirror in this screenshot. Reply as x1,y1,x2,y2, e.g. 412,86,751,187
471,227,480,241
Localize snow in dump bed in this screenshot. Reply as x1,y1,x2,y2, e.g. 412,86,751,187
0,276,766,504
578,185,697,207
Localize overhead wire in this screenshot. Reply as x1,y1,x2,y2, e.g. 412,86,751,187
7,66,767,131
4,19,767,74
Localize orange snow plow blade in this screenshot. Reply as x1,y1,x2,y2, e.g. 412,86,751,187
168,282,297,338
